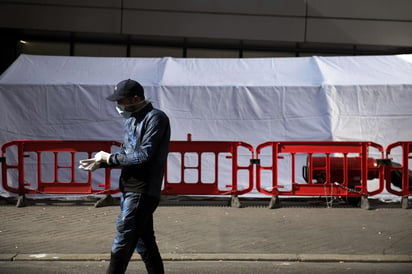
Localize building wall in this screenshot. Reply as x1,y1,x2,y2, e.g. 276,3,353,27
1,0,412,72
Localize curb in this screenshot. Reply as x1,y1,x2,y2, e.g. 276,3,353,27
1,253,411,263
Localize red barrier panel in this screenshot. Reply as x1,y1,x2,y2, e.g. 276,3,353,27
385,142,412,199
255,141,385,203
1,140,121,196
162,135,254,197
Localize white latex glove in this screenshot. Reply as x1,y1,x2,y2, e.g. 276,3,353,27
78,158,100,172
95,151,111,164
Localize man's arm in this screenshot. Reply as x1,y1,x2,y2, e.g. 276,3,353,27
110,112,169,166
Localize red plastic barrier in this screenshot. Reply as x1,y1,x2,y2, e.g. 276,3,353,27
255,141,385,198
4,139,411,204
385,142,412,197
1,140,121,195
162,135,254,196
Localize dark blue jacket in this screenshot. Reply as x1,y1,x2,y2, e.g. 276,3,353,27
109,103,170,199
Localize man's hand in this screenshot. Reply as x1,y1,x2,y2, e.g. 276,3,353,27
78,151,111,172
78,158,100,172
95,151,111,164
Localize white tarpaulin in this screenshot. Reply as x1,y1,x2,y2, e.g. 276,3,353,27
1,54,412,198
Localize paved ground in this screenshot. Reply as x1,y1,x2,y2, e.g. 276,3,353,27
2,260,412,274
0,195,411,273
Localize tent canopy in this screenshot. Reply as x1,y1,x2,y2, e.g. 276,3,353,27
1,54,412,148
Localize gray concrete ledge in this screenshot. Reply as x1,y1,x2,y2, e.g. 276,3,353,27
6,253,412,263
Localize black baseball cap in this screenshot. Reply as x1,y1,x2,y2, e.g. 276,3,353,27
106,79,144,101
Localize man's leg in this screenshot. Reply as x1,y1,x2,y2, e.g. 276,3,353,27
136,197,164,274
107,192,145,274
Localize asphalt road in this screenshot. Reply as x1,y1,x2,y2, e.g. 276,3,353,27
1,260,412,274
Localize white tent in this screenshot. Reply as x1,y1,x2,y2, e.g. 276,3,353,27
1,54,412,147
1,54,412,198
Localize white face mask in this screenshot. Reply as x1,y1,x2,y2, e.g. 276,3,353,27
116,104,133,119
115,100,148,119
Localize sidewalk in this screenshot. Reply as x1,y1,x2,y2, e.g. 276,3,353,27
1,196,411,263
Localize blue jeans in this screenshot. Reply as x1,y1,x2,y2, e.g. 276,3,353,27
107,192,164,274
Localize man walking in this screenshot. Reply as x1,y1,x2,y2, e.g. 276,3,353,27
79,79,170,274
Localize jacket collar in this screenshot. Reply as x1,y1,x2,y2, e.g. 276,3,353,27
131,102,153,121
